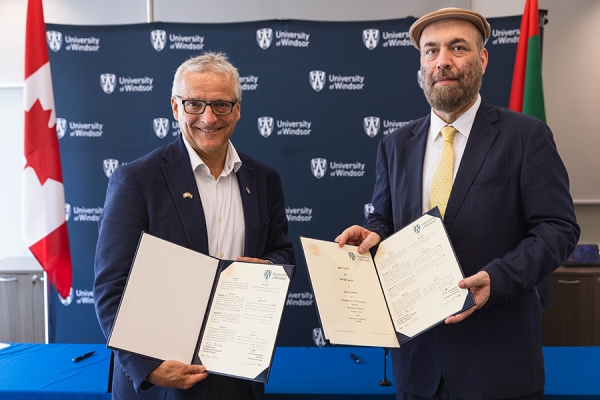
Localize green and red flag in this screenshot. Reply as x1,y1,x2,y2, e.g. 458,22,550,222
509,0,546,122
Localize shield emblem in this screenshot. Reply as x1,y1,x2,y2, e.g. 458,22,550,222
59,287,74,305
46,31,63,52
100,73,116,94
311,158,327,179
312,327,326,347
256,28,273,50
363,116,380,138
362,29,380,50
153,118,169,139
56,118,67,139
364,203,374,219
65,203,71,222
264,270,272,280
257,116,274,138
103,159,119,178
150,30,166,51
309,70,326,92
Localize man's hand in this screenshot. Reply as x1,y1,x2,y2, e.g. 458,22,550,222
445,271,490,324
236,256,271,264
335,225,381,254
146,360,208,390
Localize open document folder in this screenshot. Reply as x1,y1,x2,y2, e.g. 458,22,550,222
107,232,294,382
300,209,474,348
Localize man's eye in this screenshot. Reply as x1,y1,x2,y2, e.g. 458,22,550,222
187,100,201,107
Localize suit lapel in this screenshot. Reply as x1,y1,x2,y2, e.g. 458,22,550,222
161,138,209,253
445,102,499,227
406,117,430,220
236,155,259,257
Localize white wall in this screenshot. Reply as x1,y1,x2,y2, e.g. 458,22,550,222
1,0,599,260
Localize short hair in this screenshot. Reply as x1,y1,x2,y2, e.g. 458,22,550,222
172,52,242,100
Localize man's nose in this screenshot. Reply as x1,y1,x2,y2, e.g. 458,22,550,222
436,49,452,70
201,105,219,125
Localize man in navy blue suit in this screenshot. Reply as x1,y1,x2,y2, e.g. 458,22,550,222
94,52,294,400
337,8,579,400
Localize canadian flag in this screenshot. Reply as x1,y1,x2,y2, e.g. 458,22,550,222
22,0,72,299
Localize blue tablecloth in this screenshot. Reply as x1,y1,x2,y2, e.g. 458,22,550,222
0,344,598,399
0,343,111,400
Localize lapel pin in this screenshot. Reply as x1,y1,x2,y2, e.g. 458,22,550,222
246,187,251,195
183,192,193,199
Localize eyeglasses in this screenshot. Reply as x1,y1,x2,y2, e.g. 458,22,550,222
174,95,238,116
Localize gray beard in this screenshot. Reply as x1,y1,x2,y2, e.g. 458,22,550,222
421,60,482,113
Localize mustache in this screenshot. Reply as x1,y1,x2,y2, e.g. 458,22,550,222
427,69,464,86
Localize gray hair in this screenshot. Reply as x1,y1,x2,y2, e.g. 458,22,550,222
171,52,242,100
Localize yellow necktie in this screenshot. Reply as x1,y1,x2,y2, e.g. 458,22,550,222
429,126,457,218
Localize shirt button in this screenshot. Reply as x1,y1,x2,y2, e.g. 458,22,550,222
218,217,222,223
220,252,224,258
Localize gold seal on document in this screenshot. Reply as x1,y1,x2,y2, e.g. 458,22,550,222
309,244,321,256
375,245,386,259
224,265,236,276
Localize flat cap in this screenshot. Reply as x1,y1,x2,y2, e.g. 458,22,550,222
409,7,491,49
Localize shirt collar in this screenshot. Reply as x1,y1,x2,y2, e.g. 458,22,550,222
429,94,481,140
182,137,242,177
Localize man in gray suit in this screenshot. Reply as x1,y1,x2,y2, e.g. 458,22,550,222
337,8,579,400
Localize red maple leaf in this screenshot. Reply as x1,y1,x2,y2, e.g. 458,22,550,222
24,100,63,185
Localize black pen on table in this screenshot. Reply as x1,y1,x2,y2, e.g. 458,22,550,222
350,352,361,363
72,350,95,363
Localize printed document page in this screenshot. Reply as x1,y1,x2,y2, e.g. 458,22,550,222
300,237,400,348
375,213,470,338
198,262,290,380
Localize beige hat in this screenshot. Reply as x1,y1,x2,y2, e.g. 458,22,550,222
409,7,491,49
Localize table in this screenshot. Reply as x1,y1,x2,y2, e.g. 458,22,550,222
0,344,598,399
0,343,111,399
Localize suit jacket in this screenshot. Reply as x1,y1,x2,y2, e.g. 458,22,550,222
365,100,579,399
93,136,295,400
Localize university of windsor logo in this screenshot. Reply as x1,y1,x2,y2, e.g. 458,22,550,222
413,224,421,234
151,30,166,51
363,116,381,138
362,29,380,50
103,159,119,178
65,203,71,222
264,270,272,280
309,70,326,92
364,203,374,219
59,287,74,306
257,117,274,138
312,327,325,347
46,31,62,52
311,158,327,179
100,73,116,94
153,118,169,139
256,28,273,50
56,118,67,139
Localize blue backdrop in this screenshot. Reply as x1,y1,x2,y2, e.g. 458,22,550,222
46,16,522,346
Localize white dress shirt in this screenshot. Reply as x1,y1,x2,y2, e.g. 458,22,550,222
183,138,245,259
421,94,482,214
